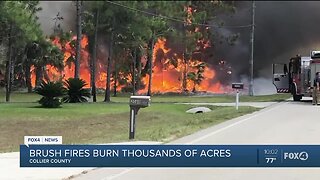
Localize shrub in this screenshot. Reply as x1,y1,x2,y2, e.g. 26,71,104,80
34,81,65,108
63,78,91,103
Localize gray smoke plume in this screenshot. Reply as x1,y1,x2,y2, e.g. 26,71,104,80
37,1,76,36
211,1,320,94
214,1,320,79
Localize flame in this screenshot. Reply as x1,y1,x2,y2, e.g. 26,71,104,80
31,36,90,87
138,38,222,94
30,34,222,94
133,5,223,93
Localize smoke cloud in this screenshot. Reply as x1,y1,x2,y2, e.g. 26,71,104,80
214,1,320,79
37,1,76,36
210,1,320,94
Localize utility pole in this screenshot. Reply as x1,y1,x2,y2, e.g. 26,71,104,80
249,1,255,96
75,0,82,79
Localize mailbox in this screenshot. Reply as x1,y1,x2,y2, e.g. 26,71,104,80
232,83,244,89
129,96,151,139
232,83,243,110
129,96,151,107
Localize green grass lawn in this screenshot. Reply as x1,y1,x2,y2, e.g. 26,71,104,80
0,91,289,152
0,91,291,103
0,102,259,152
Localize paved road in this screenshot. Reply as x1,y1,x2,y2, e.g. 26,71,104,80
75,99,320,180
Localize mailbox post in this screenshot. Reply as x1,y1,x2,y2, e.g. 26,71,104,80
129,96,151,139
232,83,244,110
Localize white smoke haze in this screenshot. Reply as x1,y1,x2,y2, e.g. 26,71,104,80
37,1,76,36
253,78,277,95
239,76,277,96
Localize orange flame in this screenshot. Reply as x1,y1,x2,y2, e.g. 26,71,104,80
138,38,222,94
30,35,222,94
31,36,89,87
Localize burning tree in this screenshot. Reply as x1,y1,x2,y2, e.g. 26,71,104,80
84,1,142,102
82,1,175,98
28,39,64,88
174,2,220,92
187,62,206,92
142,12,174,96
138,1,231,93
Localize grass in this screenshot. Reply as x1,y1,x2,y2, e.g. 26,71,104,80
0,92,41,103
0,91,289,152
0,102,259,152
0,91,291,103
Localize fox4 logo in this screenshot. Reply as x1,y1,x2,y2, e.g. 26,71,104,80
283,151,308,161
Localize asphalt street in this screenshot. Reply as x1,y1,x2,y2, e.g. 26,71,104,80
75,98,320,180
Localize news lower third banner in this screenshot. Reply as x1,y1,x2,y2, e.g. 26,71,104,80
20,145,320,167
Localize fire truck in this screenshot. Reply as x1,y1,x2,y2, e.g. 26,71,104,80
272,51,320,101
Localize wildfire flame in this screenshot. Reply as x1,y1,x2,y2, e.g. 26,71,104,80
31,36,90,87
30,34,223,94
138,38,222,94
29,4,224,94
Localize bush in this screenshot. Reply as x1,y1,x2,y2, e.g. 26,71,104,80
63,78,91,103
34,81,65,108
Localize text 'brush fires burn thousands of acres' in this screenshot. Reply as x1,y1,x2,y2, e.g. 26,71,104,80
30,35,232,94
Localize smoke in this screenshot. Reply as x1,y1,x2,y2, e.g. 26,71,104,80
240,76,277,95
253,78,277,95
211,1,320,94
37,1,76,36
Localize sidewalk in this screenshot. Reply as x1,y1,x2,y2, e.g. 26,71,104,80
176,101,278,108
0,141,162,180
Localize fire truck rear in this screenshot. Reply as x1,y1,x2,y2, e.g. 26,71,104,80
272,51,320,101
